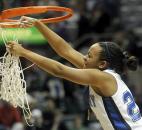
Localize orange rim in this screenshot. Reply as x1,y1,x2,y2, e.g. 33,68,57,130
0,6,73,28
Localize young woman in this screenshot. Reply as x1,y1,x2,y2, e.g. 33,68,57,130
7,17,142,130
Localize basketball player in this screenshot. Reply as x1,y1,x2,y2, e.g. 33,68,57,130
7,17,142,130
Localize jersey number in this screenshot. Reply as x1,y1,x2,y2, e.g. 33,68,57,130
123,91,141,122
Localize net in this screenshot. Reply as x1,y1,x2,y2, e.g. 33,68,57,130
0,23,33,125
0,21,21,28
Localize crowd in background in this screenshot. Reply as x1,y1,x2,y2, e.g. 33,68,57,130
0,0,142,130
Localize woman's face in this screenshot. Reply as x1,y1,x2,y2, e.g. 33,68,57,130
83,43,103,69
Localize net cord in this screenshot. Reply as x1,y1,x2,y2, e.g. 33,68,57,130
0,23,34,126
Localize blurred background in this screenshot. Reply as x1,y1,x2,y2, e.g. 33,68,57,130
0,0,142,130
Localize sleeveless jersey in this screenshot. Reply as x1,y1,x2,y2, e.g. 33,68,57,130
89,69,142,130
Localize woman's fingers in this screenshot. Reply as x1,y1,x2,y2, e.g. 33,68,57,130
6,41,22,56
19,16,37,27
20,16,29,22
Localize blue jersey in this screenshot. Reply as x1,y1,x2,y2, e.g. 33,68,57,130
89,69,142,130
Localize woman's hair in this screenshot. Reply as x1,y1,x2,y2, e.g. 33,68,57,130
98,42,138,74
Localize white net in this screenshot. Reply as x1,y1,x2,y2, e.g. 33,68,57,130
0,21,22,28
0,24,33,125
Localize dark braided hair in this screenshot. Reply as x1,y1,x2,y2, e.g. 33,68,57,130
98,42,138,74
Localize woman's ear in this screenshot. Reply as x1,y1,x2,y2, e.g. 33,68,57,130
98,60,109,69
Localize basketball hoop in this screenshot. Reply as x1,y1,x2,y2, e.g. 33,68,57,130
0,6,73,123
0,6,73,28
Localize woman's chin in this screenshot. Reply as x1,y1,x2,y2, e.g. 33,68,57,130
83,64,89,69
83,64,86,69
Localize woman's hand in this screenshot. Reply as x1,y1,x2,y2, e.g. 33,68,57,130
6,41,25,56
20,16,38,28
